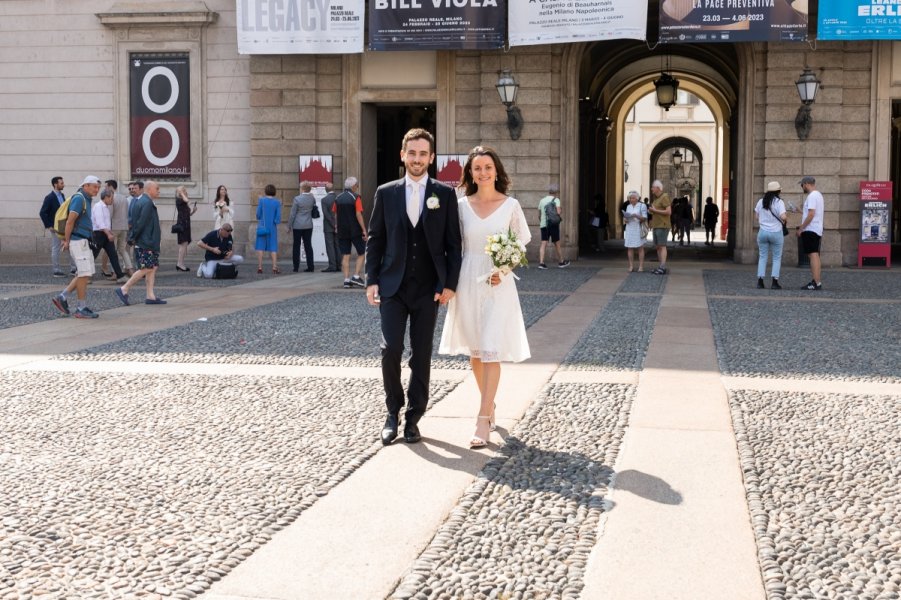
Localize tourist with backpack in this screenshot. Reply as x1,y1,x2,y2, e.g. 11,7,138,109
51,175,102,319
537,183,570,269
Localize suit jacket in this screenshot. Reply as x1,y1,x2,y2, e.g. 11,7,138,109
365,177,462,298
40,190,64,228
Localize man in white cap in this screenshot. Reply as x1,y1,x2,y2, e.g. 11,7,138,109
51,175,102,319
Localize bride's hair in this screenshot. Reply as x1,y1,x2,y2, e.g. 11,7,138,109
460,146,511,196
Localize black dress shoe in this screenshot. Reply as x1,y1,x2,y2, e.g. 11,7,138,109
303,267,314,272
403,424,421,444
381,414,399,445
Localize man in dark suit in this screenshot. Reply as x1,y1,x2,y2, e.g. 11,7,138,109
39,176,73,277
365,128,463,445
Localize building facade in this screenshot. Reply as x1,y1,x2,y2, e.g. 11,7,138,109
2,1,899,266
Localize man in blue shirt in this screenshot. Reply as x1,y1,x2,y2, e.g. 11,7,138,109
51,175,102,319
195,224,243,278
38,176,74,277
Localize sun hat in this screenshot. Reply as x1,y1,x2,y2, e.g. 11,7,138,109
766,181,781,192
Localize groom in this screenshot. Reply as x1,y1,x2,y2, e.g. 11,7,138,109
365,128,462,445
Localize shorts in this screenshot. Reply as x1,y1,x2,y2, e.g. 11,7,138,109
800,231,821,254
134,246,160,270
69,238,95,278
339,236,365,256
540,224,560,243
652,228,669,246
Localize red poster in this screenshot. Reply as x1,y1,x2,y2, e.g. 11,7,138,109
298,155,333,188
130,54,190,178
436,155,467,189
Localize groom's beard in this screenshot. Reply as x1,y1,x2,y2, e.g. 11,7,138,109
405,162,429,178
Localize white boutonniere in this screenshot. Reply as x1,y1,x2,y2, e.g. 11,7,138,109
426,194,440,210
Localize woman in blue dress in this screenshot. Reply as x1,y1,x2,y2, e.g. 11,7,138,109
255,184,282,274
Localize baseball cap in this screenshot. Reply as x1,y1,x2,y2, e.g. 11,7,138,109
81,175,102,186
766,181,781,192
798,176,816,185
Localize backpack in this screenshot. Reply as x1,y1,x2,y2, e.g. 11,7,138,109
544,198,561,225
53,193,86,239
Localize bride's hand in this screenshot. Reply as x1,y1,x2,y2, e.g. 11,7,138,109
490,273,501,286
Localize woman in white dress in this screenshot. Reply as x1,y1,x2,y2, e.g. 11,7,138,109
438,146,531,448
623,190,647,272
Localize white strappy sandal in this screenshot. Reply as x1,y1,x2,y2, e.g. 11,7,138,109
470,416,491,449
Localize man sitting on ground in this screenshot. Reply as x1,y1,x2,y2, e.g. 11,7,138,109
196,224,243,278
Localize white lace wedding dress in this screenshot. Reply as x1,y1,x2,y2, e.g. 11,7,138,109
439,196,531,363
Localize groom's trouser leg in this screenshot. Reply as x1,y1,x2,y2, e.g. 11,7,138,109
379,295,409,418
405,292,438,426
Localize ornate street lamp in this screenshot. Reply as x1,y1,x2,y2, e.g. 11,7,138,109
794,67,822,140
496,69,524,140
672,148,683,167
654,72,679,111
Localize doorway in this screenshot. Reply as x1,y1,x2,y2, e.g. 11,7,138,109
361,104,436,218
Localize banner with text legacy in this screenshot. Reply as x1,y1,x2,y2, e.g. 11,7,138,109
236,0,364,54
369,0,505,51
510,0,647,47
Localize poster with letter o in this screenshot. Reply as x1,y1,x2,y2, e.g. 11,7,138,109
510,0,647,47
819,0,901,40
369,0,505,51
659,0,807,43
129,54,190,179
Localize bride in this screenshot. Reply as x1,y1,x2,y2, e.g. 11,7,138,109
438,146,531,448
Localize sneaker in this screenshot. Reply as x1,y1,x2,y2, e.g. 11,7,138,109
350,275,365,288
537,263,548,270
803,281,823,291
73,307,99,319
115,288,130,306
757,278,765,289
652,267,668,275
343,279,352,289
558,260,571,268
196,264,204,278
51,294,70,315
52,271,66,278
771,278,782,290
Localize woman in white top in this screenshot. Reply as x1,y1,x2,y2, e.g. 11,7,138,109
438,146,531,449
622,190,648,272
754,181,787,289
213,185,234,230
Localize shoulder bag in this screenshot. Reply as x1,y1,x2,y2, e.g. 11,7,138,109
170,203,184,235
769,205,788,236
311,203,321,219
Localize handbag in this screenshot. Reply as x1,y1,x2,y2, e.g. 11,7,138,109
311,204,321,219
638,204,649,238
256,224,269,236
769,207,789,236
170,204,184,234
214,262,238,279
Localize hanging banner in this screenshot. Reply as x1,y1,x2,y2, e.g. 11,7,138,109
659,0,808,43
369,0,505,51
130,53,190,179
819,1,901,40
509,0,647,47
236,0,364,54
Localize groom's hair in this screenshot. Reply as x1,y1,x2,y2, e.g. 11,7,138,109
401,128,435,154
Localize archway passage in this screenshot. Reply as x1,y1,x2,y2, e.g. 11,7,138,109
576,40,744,258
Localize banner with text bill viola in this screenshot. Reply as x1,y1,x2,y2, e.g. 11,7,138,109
510,0,647,47
659,0,808,43
819,0,901,40
129,54,190,179
236,0,364,54
369,0,505,51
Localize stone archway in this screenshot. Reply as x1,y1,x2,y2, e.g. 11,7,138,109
562,42,757,261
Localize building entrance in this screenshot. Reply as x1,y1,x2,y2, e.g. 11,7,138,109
360,104,436,216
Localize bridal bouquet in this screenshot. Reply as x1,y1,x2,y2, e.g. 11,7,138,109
477,228,528,284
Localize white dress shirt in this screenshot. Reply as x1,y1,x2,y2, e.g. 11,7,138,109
92,200,112,232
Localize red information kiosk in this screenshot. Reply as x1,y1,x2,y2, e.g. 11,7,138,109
858,181,892,268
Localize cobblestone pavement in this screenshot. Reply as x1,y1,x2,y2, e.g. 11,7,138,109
0,371,456,599
57,292,566,370
390,382,634,600
729,389,901,600
704,268,901,300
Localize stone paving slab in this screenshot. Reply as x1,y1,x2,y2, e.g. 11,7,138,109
729,388,901,600
390,382,634,600
704,268,901,300
0,371,456,600
56,292,566,370
709,298,901,383
0,265,288,288
0,287,194,330
617,272,666,294
513,266,597,293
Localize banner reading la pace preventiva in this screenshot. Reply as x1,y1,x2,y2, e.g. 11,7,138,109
819,0,901,40
659,0,808,43
369,0,505,51
236,0,364,54
510,0,647,47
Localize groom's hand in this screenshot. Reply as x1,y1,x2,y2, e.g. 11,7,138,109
366,284,380,306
